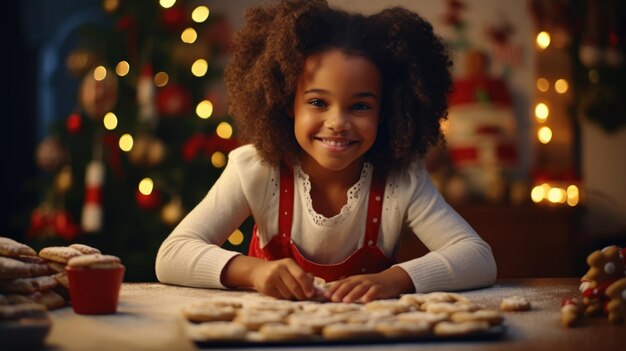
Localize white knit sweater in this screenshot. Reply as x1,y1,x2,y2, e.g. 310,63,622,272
155,144,496,292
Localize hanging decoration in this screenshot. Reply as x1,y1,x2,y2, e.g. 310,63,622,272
81,160,104,233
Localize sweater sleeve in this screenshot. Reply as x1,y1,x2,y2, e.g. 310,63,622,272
154,145,263,288
394,164,497,293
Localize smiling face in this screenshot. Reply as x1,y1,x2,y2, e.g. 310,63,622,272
293,49,382,179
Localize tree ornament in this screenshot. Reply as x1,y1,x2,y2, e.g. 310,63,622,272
79,69,118,119
53,210,81,241
161,196,184,226
128,135,166,167
579,41,603,68
81,160,104,232
162,5,186,32
156,84,192,117
137,64,157,124
66,48,98,77
136,188,162,210
66,112,82,134
55,165,73,193
36,137,67,172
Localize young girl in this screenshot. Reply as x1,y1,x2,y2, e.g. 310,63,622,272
155,0,496,303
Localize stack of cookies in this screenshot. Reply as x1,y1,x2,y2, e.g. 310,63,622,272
0,237,65,310
39,243,102,302
182,291,507,344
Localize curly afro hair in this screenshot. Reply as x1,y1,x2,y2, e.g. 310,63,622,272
224,0,453,173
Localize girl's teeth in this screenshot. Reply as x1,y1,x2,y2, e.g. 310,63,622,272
324,139,349,147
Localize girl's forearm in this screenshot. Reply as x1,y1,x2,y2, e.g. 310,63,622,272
221,255,263,288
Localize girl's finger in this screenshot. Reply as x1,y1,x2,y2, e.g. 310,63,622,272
280,271,308,300
341,283,371,303
285,262,315,299
329,279,361,302
359,285,382,303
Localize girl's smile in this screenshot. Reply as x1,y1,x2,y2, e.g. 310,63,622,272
293,49,382,180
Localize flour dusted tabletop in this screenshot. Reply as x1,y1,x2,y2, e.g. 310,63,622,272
45,279,624,351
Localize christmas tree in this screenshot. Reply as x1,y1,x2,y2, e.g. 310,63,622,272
27,0,250,281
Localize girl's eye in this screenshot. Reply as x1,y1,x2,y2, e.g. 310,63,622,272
352,103,371,111
308,99,327,108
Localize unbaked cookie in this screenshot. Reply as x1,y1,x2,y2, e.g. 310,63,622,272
258,323,315,341
233,309,287,331
375,319,432,339
363,299,412,314
322,322,382,340
500,296,531,311
182,304,238,323
450,310,504,326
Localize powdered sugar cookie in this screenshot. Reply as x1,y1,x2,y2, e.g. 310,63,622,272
399,293,426,309
0,275,57,294
303,302,361,315
182,302,238,323
500,296,531,312
38,247,82,264
423,301,480,314
69,244,101,255
433,320,490,337
346,310,395,324
187,321,248,342
322,322,382,340
0,237,36,258
67,254,122,269
258,323,315,341
375,319,432,338
287,312,345,333
450,310,504,326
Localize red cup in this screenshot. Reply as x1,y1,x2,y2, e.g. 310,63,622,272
67,265,125,314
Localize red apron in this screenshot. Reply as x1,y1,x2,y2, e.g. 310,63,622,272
248,164,395,282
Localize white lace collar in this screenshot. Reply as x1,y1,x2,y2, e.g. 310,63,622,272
293,162,372,229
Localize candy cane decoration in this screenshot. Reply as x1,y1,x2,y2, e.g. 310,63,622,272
82,160,104,232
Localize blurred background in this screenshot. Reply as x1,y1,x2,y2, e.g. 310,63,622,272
2,0,625,282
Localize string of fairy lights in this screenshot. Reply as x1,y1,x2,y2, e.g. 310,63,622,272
531,30,580,207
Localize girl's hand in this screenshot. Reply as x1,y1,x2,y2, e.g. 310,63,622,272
249,258,315,300
324,266,414,303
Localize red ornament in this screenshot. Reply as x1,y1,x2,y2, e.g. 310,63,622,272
66,113,82,134
162,6,186,31
53,211,80,241
27,208,48,238
156,84,192,117
136,189,162,210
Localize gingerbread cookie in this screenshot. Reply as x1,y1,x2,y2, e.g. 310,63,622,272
560,298,582,327
500,296,531,312
605,277,626,324
580,245,626,316
38,247,82,264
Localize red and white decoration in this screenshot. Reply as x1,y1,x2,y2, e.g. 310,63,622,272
81,160,104,232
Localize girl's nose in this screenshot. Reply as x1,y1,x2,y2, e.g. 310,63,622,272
324,111,351,131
